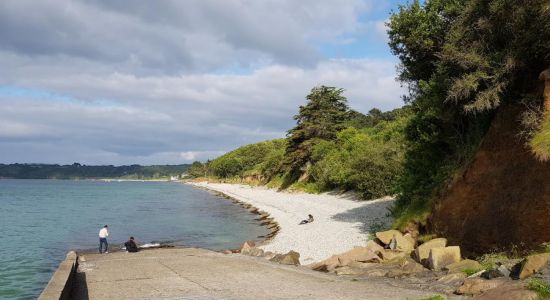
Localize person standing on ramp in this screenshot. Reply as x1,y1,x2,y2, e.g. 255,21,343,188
99,225,109,254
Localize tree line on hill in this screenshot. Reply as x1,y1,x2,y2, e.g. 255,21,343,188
0,163,190,179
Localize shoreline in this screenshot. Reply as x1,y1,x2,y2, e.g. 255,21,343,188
187,181,394,265
190,183,281,245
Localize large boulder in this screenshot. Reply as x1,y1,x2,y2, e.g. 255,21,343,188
345,257,428,278
270,250,300,265
480,269,505,280
337,246,381,266
309,245,381,272
247,247,265,257
456,278,508,295
415,238,447,264
428,246,461,270
375,229,403,245
365,240,384,254
403,233,416,247
263,251,276,260
308,255,340,272
496,265,511,278
444,259,483,274
378,249,408,261
518,252,550,279
472,283,538,300
393,234,415,254
386,257,428,278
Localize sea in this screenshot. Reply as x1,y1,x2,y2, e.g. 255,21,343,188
0,179,269,299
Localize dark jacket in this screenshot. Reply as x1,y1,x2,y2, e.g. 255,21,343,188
124,240,139,252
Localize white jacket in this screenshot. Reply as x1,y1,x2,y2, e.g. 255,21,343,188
99,228,109,238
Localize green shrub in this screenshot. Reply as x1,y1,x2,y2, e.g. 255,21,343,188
528,279,550,298
530,113,550,162
310,113,410,199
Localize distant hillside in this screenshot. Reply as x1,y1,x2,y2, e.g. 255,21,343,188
0,163,190,179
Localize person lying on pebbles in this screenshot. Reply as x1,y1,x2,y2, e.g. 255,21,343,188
299,214,314,225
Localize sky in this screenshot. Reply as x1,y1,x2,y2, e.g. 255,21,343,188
0,0,409,165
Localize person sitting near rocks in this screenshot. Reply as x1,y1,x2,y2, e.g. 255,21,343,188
299,214,314,225
124,236,139,253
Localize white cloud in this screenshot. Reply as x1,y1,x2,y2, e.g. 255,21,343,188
0,1,406,165
0,58,404,164
0,0,376,74
180,151,225,162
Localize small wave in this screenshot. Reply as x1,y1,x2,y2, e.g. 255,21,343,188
139,243,161,248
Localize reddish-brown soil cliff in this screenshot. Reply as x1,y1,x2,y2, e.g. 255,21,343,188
430,105,550,256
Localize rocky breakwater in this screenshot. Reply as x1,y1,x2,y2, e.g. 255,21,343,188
301,229,545,299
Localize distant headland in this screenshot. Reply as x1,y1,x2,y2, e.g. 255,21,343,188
0,163,190,180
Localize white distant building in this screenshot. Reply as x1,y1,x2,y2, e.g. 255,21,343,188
170,175,179,181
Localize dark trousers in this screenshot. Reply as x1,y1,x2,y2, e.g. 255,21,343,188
99,238,108,253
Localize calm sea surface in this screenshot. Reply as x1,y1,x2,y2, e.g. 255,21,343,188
0,179,268,299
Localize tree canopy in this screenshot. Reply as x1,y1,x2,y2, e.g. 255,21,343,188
283,86,349,174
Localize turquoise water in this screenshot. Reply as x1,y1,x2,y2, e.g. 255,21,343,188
0,179,268,299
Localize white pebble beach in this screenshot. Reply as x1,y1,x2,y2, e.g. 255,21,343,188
188,182,394,265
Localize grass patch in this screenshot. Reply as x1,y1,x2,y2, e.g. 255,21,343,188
528,279,550,298
529,112,550,162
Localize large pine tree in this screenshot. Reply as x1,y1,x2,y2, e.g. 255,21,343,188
283,86,349,176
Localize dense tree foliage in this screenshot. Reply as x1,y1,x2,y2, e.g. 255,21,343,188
388,0,550,226
283,86,349,176
186,161,208,178
310,109,411,198
0,163,190,179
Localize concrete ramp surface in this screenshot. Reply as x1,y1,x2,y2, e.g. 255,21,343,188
72,248,436,299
